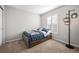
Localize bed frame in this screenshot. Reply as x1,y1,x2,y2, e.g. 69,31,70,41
22,33,52,48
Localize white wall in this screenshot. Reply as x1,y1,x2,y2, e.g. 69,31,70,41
41,5,79,47
5,6,40,42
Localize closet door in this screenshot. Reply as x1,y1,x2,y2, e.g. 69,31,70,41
0,8,2,46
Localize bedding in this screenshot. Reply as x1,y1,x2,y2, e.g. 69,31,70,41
40,30,51,37
22,27,52,48
37,27,43,31
31,30,44,41
37,27,51,37
23,30,44,41
41,28,48,33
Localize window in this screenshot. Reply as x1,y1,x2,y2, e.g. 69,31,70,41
52,14,58,33
47,16,51,29
47,14,58,33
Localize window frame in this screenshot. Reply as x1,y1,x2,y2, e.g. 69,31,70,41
47,14,58,34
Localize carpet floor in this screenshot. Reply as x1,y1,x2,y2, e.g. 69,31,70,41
0,39,79,53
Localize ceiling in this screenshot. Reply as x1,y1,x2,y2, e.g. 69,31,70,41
9,5,61,15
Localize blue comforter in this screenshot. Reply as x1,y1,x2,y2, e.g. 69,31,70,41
23,30,44,41
31,30,44,41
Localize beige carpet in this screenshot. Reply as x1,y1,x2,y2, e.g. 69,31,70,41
0,39,79,53
0,40,27,53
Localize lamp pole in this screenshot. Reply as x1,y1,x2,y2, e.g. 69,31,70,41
66,10,74,49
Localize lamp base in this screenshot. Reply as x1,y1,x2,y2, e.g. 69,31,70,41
66,44,74,49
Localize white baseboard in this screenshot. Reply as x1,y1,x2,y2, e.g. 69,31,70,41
2,38,22,44
71,43,79,48
2,37,79,48
53,38,79,48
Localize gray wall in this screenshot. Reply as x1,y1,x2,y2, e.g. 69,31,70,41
41,5,79,47
5,6,41,42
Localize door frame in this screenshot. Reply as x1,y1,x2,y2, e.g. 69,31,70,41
0,5,3,46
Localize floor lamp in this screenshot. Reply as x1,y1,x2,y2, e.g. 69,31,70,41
63,9,78,49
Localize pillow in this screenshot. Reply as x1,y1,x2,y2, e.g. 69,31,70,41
37,27,43,31
42,28,48,33
37,28,40,30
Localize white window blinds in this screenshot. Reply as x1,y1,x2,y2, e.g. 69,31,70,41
47,14,58,33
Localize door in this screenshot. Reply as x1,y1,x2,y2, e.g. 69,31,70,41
0,8,2,46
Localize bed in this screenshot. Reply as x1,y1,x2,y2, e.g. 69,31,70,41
22,28,52,48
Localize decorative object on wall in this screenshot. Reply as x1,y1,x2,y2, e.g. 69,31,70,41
63,9,78,49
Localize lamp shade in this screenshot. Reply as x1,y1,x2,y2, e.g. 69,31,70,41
71,13,78,19
63,17,69,25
